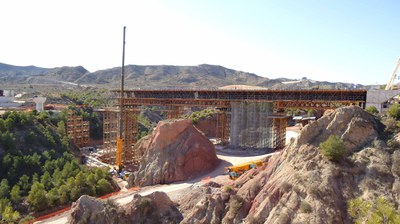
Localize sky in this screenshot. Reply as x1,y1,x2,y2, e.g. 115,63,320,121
0,0,399,85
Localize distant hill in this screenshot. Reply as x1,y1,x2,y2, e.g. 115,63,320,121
0,62,364,90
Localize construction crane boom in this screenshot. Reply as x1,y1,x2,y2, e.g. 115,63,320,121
385,57,400,90
116,26,126,172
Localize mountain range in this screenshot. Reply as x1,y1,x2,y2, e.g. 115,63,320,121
0,62,364,90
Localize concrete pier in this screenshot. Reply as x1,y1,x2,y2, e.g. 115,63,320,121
230,102,273,148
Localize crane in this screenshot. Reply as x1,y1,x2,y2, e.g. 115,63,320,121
385,57,400,90
116,26,126,172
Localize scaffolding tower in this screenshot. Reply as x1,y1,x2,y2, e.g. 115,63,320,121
102,108,139,165
66,110,90,148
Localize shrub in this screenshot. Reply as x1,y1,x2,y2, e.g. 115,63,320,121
383,117,400,134
281,181,292,193
388,103,400,120
365,106,379,115
229,195,244,212
224,185,233,193
319,135,346,162
300,200,312,213
348,196,400,223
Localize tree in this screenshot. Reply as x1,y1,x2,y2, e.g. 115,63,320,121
319,135,346,162
10,185,21,203
365,106,379,115
1,205,20,223
388,103,400,120
57,120,66,138
28,182,47,211
46,188,59,207
17,174,31,195
96,178,113,195
25,131,36,145
0,179,10,199
1,131,15,151
58,185,70,205
40,171,53,191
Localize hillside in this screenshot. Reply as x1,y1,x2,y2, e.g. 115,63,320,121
0,111,116,223
0,62,362,90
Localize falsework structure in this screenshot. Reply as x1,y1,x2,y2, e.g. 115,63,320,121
66,110,90,148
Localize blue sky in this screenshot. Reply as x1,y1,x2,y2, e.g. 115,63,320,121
0,0,399,85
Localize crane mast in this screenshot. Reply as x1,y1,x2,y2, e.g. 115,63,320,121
385,57,400,90
116,26,126,172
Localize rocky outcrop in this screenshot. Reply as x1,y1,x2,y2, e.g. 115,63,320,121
178,106,399,223
68,192,182,224
123,192,183,224
194,116,217,138
68,195,123,224
129,119,219,187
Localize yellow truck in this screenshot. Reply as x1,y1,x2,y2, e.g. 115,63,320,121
225,160,264,180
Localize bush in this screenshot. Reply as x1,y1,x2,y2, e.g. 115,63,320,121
319,135,346,162
383,117,400,134
229,195,244,212
224,185,233,193
348,196,400,223
300,200,312,213
365,106,379,115
388,103,400,120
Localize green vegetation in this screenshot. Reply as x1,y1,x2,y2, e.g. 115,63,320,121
307,109,316,117
300,200,312,213
365,106,379,115
60,89,111,108
319,135,346,162
348,196,400,224
388,103,400,120
0,111,114,221
188,109,215,124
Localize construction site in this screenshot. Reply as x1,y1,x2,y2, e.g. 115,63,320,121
59,88,367,173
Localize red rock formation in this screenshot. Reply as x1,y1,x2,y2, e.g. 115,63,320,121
129,119,219,187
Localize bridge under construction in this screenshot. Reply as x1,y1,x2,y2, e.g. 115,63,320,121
102,89,367,165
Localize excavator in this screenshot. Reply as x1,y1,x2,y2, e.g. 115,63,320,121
385,57,400,90
225,160,264,180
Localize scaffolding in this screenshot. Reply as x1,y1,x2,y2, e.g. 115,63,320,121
66,111,90,148
100,89,367,156
102,108,139,165
271,116,288,149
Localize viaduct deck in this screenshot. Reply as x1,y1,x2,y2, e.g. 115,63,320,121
116,89,367,109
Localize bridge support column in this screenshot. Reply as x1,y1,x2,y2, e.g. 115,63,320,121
229,102,274,149
216,109,230,145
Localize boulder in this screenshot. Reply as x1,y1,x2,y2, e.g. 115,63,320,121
68,195,122,224
68,192,182,224
123,191,183,224
129,119,219,187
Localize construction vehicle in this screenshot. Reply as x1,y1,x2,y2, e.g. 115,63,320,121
385,57,400,90
225,160,264,180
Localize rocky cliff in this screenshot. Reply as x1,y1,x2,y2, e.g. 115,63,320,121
128,119,219,187
177,106,399,223
68,106,400,223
